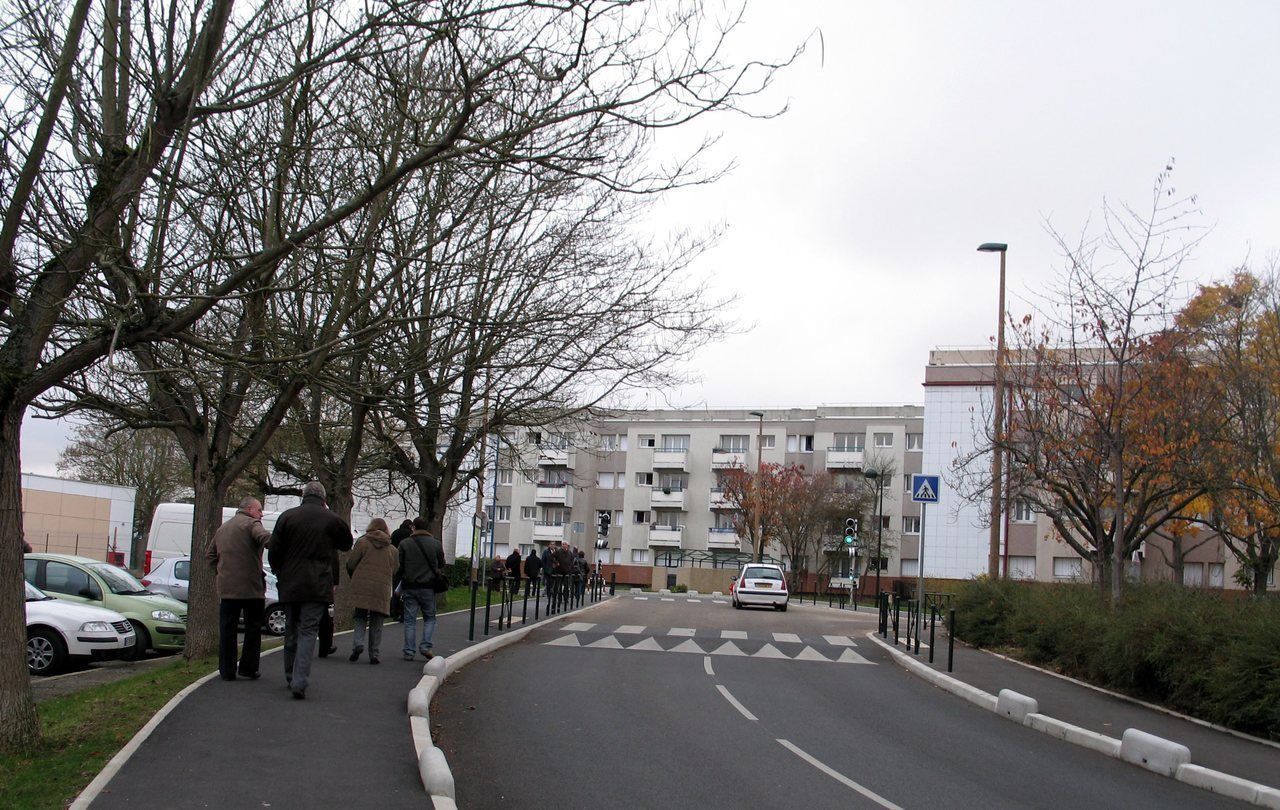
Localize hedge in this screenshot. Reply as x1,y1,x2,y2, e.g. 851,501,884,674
951,578,1280,741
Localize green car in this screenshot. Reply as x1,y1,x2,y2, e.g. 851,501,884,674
24,553,187,657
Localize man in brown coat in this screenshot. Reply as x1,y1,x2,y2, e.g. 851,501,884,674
206,496,273,681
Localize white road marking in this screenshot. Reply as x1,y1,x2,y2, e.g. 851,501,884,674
687,599,702,603
752,643,788,659
546,634,581,647
669,639,706,654
627,637,665,651
721,630,748,640
661,598,675,602
563,622,595,632
703,657,715,676
823,635,855,646
634,597,649,601
773,632,802,644
836,648,874,665
794,646,831,662
616,625,646,634
716,685,758,722
776,739,902,809
710,641,747,656
585,636,624,649
668,627,696,637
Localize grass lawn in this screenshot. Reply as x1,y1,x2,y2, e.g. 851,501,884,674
0,655,217,810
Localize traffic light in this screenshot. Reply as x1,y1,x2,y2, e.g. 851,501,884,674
596,510,611,550
843,517,858,546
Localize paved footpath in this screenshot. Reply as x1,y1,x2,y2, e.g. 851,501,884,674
873,619,1280,790
85,592,566,810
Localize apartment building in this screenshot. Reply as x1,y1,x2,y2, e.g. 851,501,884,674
924,348,1271,590
488,406,925,575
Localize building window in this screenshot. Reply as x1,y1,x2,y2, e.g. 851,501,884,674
660,434,690,451
902,516,920,534
901,559,919,577
718,435,749,452
631,549,650,564
1053,556,1083,581
636,472,654,487
633,510,650,524
1183,562,1205,587
787,435,814,452
1008,556,1036,580
832,433,864,451
906,433,923,451
639,434,656,448
879,515,891,531
1209,563,1225,588
873,432,893,448
498,468,513,486
520,507,537,521
865,556,889,572
1013,499,1034,523
520,544,535,557
904,474,912,493
657,473,686,491
495,506,511,522
544,507,570,525
597,471,616,489
760,434,775,449
599,434,626,451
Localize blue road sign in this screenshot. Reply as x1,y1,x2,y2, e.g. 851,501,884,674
911,474,940,503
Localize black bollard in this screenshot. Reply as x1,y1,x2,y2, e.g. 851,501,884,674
610,572,616,596
483,583,493,635
947,608,956,673
534,577,542,621
522,581,530,624
468,579,479,641
929,603,936,664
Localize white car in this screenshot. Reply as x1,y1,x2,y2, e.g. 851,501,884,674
731,563,789,611
143,556,287,635
25,580,136,675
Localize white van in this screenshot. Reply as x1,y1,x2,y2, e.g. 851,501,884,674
145,503,281,573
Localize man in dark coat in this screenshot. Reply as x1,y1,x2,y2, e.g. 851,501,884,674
267,482,352,699
206,496,272,681
523,547,542,597
398,516,445,661
388,519,414,621
505,547,522,600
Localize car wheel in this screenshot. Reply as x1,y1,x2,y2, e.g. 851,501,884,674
28,628,67,676
124,620,151,660
732,597,742,609
778,602,788,612
265,605,288,636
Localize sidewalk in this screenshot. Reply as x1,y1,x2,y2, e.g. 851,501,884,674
871,624,1279,791
80,594,562,809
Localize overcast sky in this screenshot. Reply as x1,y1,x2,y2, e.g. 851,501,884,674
22,0,1280,476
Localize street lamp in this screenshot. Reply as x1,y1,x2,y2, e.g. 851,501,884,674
748,410,764,563
863,466,885,600
978,242,1008,578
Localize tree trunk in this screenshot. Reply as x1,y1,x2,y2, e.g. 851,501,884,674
0,406,40,750
327,495,355,633
183,468,224,660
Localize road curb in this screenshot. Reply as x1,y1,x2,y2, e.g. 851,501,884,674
411,597,616,807
866,631,1279,806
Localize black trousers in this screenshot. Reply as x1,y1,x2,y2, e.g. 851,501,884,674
218,598,264,679
318,606,334,654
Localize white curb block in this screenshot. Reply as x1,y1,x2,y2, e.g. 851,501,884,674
1120,728,1191,777
407,687,431,717
1257,785,1280,809
1177,764,1266,804
419,745,455,799
431,797,459,810
996,689,1038,724
1025,713,1121,757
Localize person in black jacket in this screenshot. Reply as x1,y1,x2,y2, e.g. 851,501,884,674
398,517,445,661
523,547,542,597
505,547,522,600
388,519,414,621
267,482,352,699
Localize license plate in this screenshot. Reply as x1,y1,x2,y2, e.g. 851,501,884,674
756,582,772,589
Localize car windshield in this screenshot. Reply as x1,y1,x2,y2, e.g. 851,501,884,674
743,566,782,581
89,563,151,595
25,581,53,601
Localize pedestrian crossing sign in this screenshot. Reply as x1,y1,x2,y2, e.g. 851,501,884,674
911,474,940,503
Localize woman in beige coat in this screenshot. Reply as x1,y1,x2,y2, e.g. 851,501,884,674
346,518,399,664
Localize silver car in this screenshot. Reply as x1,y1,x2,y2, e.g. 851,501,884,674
731,563,790,611
143,556,287,635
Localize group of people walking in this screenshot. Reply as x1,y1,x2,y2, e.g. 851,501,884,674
485,540,592,607
205,482,446,700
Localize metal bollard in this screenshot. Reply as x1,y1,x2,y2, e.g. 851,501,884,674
947,608,956,673
468,579,479,641
534,578,542,620
610,572,616,595
522,582,530,624
483,583,493,635
913,599,921,656
928,603,936,664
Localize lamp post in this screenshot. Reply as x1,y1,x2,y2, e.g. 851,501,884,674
748,410,765,563
863,467,885,600
978,242,1008,578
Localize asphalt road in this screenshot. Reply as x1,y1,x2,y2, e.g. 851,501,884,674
435,595,1246,809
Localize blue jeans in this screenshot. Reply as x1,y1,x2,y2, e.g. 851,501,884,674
402,588,437,656
352,609,385,658
282,601,326,691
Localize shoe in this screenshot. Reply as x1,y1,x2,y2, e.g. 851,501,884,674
221,674,236,681
291,688,306,700
318,645,337,658
369,656,380,665
238,671,261,680
403,653,415,661
349,646,363,662
420,651,433,661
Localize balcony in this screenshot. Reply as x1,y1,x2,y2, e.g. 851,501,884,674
711,448,748,469
825,447,865,470
532,522,567,541
707,527,741,550
649,486,686,509
651,448,688,470
535,482,573,506
537,445,574,468
648,524,683,547
709,487,731,509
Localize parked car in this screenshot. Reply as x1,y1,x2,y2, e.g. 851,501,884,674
143,555,287,636
24,553,187,657
731,563,789,611
25,580,136,675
